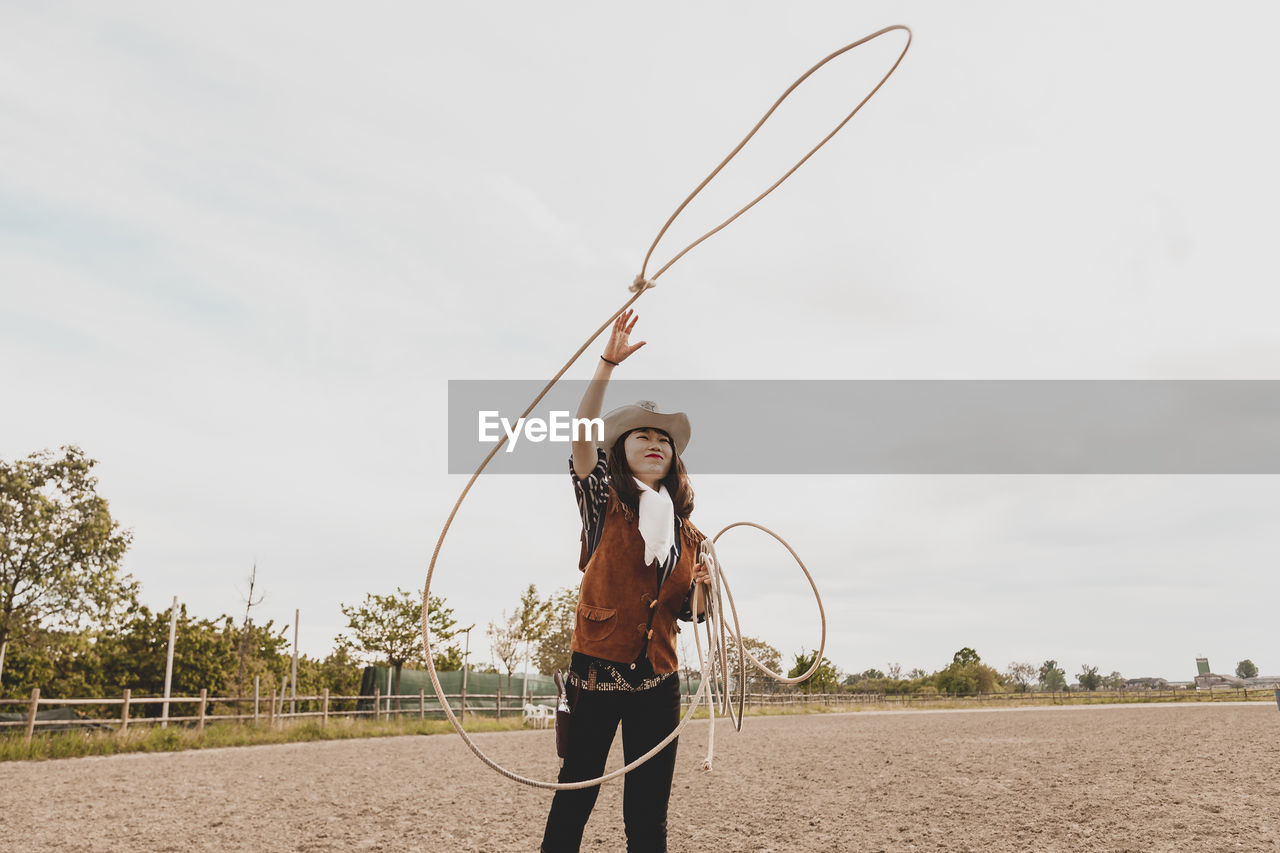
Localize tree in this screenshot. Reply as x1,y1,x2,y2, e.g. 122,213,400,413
0,601,374,706
235,562,266,712
487,611,521,693
843,667,901,693
1236,659,1258,679
532,586,578,676
297,645,363,709
1077,664,1101,691
337,588,458,705
932,648,1002,695
724,635,783,692
434,641,463,672
1038,660,1067,692
1005,661,1037,692
1100,671,1125,690
516,585,553,644
0,446,137,684
678,637,697,695
1,624,108,699
887,662,903,681
515,584,553,698
109,605,286,701
788,649,838,694
0,598,293,702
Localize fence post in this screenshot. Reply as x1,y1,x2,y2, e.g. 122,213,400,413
497,685,502,721
197,688,207,732
120,688,131,735
254,676,260,724
161,596,178,729
291,609,299,717
419,688,426,721
268,688,276,727
374,689,381,723
279,681,287,726
322,688,329,729
24,688,40,744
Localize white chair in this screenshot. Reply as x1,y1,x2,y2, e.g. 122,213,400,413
522,703,549,729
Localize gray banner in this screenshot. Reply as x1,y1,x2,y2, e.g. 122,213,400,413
447,380,1280,474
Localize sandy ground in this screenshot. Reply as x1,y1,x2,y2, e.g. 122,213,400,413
3,703,1279,852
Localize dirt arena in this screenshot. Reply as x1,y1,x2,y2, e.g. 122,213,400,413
2,703,1278,852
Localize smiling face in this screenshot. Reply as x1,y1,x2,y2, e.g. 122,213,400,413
623,427,673,488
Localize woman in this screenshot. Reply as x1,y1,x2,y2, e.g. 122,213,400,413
540,308,712,853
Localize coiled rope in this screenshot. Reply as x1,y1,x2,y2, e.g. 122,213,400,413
421,24,912,790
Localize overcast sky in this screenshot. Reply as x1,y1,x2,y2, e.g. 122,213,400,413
3,2,1278,683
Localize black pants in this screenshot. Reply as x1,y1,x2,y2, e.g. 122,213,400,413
541,674,680,853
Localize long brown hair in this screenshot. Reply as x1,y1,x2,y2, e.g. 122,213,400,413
607,429,695,519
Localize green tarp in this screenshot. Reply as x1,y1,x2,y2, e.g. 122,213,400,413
357,666,705,711
0,707,88,732
358,666,557,711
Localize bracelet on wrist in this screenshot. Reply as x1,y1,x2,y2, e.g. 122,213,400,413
600,356,620,367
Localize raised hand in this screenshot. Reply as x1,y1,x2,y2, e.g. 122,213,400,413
601,309,647,365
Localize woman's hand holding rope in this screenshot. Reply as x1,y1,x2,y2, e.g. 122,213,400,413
691,557,713,620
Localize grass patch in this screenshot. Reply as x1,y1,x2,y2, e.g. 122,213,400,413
1,715,529,763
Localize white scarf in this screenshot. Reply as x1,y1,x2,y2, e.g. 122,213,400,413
633,477,676,567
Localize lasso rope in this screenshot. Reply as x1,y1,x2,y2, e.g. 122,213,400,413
421,24,912,790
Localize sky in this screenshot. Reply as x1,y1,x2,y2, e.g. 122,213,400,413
3,1,1279,684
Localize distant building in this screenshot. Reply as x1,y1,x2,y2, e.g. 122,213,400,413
1193,657,1280,690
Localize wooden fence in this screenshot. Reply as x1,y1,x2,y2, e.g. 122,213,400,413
3,684,1275,744
743,687,1279,708
0,686,556,743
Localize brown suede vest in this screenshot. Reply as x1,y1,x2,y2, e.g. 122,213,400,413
572,489,703,674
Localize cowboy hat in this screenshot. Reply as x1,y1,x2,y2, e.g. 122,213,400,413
601,400,691,455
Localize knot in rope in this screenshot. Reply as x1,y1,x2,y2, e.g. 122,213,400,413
630,274,655,293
